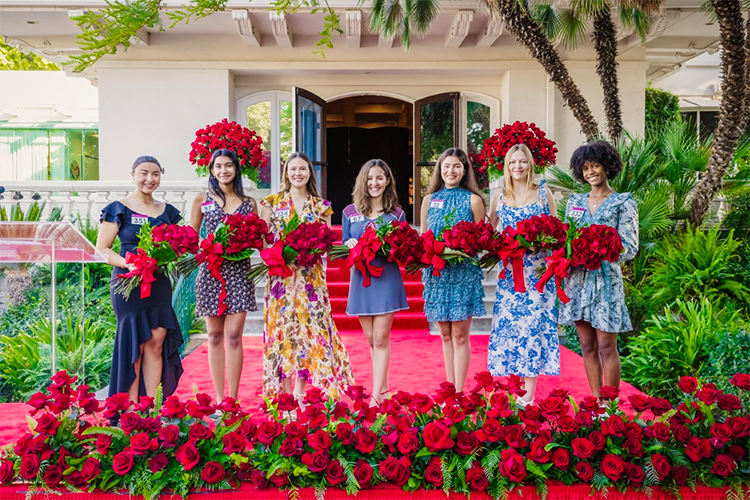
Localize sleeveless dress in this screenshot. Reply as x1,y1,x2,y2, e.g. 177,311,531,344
260,192,354,400
342,204,409,316
422,187,485,323
559,192,639,333
100,201,184,398
488,181,560,377
195,194,257,317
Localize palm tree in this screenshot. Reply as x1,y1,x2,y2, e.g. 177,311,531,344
365,0,440,49
688,0,749,225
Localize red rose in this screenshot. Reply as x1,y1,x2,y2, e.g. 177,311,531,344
422,421,454,452
481,418,504,442
0,460,13,485
575,462,595,482
500,449,526,483
538,396,567,418
600,454,626,482
728,416,750,438
466,463,488,491
650,454,671,481
623,423,642,439
551,448,570,469
335,422,354,444
112,449,134,476
256,421,283,445
35,413,61,436
149,453,169,473
130,432,157,455
717,394,743,412
175,440,201,471
575,411,594,428
119,412,142,435
396,428,420,456
645,422,671,442
279,438,303,457
710,454,736,477
628,394,651,413
326,460,347,486
302,450,330,472
623,438,644,457
354,428,377,454
158,425,180,448
95,434,113,455
671,465,689,486
728,445,745,461
424,457,443,488
626,463,645,485
557,416,579,433
649,397,672,416
353,460,373,487
81,458,101,482
19,454,40,480
671,424,692,443
589,431,606,450
685,437,712,462
504,424,527,449
602,415,625,436
222,431,245,455
454,431,478,456
678,376,698,393
201,461,226,484
43,465,63,487
474,371,495,389
189,423,213,441
730,373,750,390
408,393,434,414
571,437,595,459
600,385,619,400
696,385,720,405
307,429,332,451
379,456,410,486
710,422,734,445
525,436,551,464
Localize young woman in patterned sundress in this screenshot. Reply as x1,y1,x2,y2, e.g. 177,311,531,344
487,144,560,407
260,152,354,405
190,149,258,402
420,148,486,392
559,141,639,400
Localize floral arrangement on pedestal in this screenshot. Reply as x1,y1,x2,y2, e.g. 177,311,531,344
477,121,558,181
189,119,267,184
3,371,749,498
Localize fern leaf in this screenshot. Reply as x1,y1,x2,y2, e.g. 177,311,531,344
81,426,126,439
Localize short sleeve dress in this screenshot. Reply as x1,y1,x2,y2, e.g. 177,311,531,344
195,194,257,317
558,192,639,333
341,204,409,316
100,200,184,398
259,192,355,400
422,187,486,322
488,181,560,377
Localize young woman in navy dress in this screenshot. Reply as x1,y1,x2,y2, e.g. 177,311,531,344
96,156,184,403
420,148,486,392
189,149,258,402
342,159,409,406
559,141,639,400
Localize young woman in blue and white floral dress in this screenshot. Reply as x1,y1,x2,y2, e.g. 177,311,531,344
487,144,560,407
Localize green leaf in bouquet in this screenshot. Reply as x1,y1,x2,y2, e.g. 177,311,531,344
283,212,301,235
225,248,253,261
137,223,155,253
282,245,299,263
214,223,231,246
151,242,178,266
438,208,457,239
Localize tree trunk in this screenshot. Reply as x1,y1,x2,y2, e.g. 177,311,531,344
593,3,623,140
688,0,747,225
489,0,600,141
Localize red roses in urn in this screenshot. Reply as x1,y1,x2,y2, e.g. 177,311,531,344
190,118,266,183
478,121,557,180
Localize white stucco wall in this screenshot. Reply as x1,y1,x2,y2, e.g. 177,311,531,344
97,68,232,181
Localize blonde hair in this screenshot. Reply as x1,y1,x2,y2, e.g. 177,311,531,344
502,144,538,203
426,148,484,198
280,152,320,198
352,159,400,217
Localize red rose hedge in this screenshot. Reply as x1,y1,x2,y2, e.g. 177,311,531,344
478,121,557,180
190,118,266,183
3,371,749,498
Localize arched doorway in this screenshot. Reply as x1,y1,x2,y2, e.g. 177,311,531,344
326,95,414,224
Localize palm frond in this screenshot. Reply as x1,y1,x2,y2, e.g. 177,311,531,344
545,165,587,192
530,2,561,39
634,184,672,240
410,0,440,34
556,7,589,50
571,0,608,18
618,5,652,41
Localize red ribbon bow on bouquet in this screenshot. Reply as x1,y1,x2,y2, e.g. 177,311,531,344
119,249,158,299
497,228,527,293
535,247,571,303
420,231,447,277
343,228,384,287
259,241,293,279
196,234,228,316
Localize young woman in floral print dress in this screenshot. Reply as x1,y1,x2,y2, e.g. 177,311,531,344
260,152,354,404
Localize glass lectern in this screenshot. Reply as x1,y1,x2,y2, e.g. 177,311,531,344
0,221,105,383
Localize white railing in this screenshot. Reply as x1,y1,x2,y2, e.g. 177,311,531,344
0,180,268,221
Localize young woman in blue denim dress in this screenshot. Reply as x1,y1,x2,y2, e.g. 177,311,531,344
559,141,639,400
420,148,486,392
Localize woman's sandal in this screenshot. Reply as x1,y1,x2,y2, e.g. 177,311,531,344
293,391,307,412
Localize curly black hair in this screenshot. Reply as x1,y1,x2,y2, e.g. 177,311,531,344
569,140,623,183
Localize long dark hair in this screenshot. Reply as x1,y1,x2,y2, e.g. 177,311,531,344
426,148,483,198
208,149,247,206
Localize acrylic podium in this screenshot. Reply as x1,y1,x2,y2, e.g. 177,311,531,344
0,221,105,376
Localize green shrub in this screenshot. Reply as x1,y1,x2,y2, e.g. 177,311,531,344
645,226,750,317
0,312,115,401
645,87,680,138
722,187,750,242
621,299,730,400
701,323,750,392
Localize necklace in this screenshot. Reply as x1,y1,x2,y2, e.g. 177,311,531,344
133,195,154,205
590,189,613,208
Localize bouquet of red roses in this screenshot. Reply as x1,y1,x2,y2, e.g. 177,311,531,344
535,221,623,303
189,118,266,183
176,213,272,315
112,223,199,300
329,219,423,287
248,213,338,283
480,214,567,293
477,121,557,181
407,219,496,277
